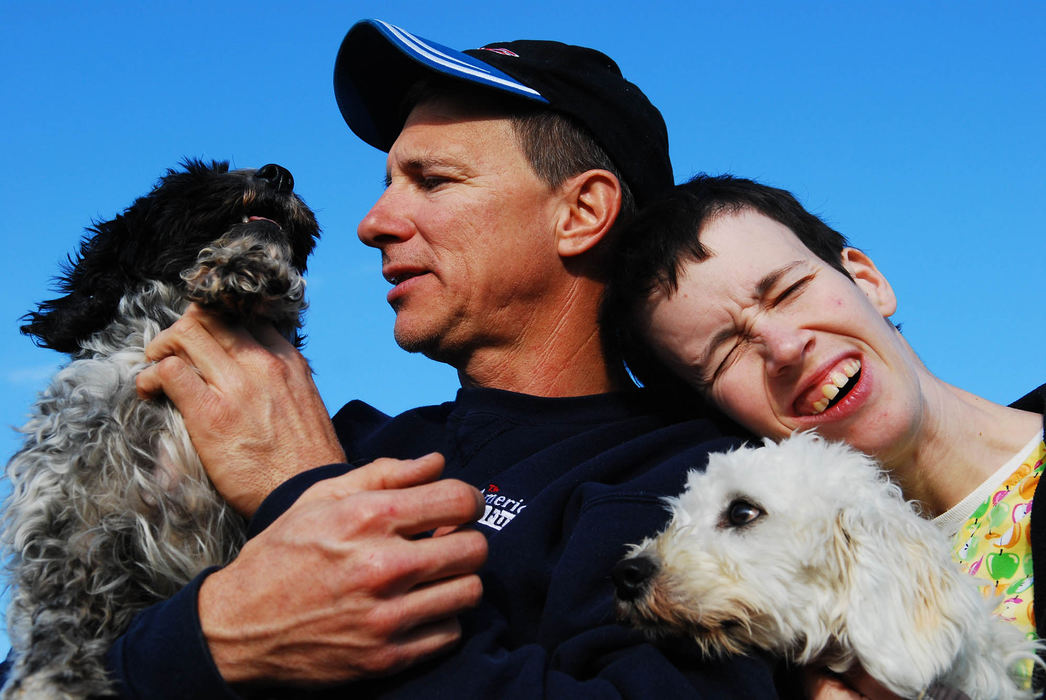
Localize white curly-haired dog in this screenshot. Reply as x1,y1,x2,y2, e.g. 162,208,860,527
613,432,1042,699
2,160,319,699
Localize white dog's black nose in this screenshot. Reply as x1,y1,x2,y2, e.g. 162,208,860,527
256,163,294,194
613,556,657,601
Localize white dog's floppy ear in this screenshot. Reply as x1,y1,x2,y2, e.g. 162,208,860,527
831,495,963,696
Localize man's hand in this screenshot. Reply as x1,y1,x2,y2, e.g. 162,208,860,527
804,666,903,700
198,452,488,686
136,304,345,516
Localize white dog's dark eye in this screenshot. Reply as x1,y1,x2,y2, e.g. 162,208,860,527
723,499,763,528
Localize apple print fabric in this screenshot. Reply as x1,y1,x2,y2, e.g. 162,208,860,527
951,439,1044,684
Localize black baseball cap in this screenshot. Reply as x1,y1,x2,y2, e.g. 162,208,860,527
333,19,673,207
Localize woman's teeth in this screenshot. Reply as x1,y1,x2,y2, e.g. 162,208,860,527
810,359,862,414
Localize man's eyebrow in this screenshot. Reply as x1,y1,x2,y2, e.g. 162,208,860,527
403,155,453,170
384,156,463,187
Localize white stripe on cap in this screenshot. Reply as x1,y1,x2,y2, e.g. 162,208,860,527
378,20,544,99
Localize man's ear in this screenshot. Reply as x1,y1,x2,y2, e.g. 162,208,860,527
841,247,897,317
554,169,621,258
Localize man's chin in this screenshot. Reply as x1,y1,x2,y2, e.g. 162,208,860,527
394,333,431,354
393,318,474,369
394,326,443,358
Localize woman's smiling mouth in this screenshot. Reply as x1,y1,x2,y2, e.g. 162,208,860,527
803,359,862,415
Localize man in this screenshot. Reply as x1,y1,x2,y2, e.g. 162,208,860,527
114,21,778,697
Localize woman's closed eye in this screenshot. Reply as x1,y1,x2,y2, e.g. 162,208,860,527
706,334,746,386
769,275,813,308
704,274,815,384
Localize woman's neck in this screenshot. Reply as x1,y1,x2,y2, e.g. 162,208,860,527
885,378,1042,517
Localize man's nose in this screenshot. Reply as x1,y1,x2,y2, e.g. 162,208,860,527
357,188,413,249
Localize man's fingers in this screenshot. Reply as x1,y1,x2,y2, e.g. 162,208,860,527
804,666,902,700
385,574,486,655
144,308,248,382
304,453,452,505
144,304,292,383
805,671,865,700
248,321,298,355
394,480,486,537
311,476,485,541
135,361,164,398
405,530,488,584
199,470,488,687
385,617,465,672
840,668,902,700
334,453,448,495
136,355,206,402
186,305,298,364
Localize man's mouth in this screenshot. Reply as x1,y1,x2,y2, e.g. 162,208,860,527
384,269,427,286
807,359,862,415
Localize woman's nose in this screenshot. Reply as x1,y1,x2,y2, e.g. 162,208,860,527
759,320,812,377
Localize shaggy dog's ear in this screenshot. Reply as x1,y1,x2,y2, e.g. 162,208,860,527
21,216,135,354
831,494,964,697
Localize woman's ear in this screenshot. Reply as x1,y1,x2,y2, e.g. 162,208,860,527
555,169,621,258
841,247,897,317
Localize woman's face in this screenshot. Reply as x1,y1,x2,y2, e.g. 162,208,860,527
640,209,928,463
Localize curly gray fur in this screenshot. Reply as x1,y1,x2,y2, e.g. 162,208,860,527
2,236,306,699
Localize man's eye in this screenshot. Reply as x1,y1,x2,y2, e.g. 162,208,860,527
722,498,764,528
419,175,450,190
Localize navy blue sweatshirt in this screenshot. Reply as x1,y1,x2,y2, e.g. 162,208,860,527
105,387,779,698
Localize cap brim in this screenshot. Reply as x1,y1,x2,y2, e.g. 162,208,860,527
334,19,548,152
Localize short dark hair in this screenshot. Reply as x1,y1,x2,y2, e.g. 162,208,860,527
401,79,636,227
602,173,850,388
509,109,636,223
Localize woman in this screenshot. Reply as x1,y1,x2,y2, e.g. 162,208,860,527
603,174,1045,693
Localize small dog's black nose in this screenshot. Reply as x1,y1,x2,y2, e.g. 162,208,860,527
256,163,294,194
612,556,658,602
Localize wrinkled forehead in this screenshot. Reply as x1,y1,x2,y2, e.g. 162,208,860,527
388,99,526,172
400,94,517,136
406,80,528,120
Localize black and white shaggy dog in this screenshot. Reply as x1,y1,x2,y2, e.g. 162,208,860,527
1,160,320,698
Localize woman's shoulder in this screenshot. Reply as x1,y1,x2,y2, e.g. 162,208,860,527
1010,383,1046,417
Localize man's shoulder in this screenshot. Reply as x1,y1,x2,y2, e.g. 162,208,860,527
332,397,456,426
329,387,749,488
332,397,457,457
330,386,721,436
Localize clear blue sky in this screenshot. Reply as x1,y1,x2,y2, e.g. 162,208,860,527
1,0,1043,658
